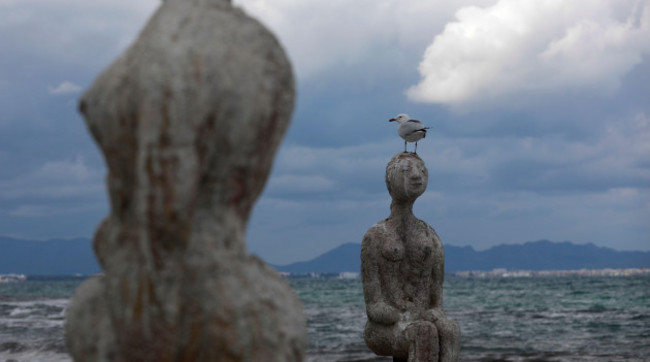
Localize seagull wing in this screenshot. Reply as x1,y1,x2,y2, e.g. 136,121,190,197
407,119,431,129
398,121,427,138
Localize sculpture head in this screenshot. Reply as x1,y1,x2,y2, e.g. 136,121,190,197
385,153,428,203
78,1,294,222
78,1,294,257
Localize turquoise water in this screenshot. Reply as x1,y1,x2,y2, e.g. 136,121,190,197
444,276,650,361
1,275,649,361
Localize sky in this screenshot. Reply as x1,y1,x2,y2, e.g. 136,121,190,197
1,0,649,265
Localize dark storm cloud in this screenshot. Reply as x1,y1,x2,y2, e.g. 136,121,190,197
0,0,648,264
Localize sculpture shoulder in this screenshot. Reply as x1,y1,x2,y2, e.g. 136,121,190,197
362,221,389,242
415,218,441,240
361,221,389,255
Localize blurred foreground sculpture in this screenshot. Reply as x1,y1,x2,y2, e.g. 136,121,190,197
64,0,307,360
361,153,460,362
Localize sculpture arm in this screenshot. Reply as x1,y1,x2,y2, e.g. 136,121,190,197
423,307,445,324
366,301,401,325
429,226,445,311
361,228,400,325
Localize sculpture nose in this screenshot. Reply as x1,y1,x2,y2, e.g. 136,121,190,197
408,169,422,180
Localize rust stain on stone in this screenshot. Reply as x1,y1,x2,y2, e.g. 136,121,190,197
193,53,203,82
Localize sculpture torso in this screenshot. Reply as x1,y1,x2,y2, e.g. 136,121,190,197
375,218,441,312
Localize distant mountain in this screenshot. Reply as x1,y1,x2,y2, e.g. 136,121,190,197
0,236,100,275
273,243,361,274
275,240,650,274
2,237,649,275
445,240,650,272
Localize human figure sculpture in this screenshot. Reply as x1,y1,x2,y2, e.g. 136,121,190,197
361,152,460,362
64,0,307,361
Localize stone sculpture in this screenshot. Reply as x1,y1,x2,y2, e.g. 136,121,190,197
64,0,307,360
361,152,461,362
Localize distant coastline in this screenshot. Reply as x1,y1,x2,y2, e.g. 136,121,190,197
0,273,27,283
277,267,650,279
3,268,649,283
452,267,650,278
2,237,649,275
276,240,650,275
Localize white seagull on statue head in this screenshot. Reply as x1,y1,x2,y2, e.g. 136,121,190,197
389,113,430,153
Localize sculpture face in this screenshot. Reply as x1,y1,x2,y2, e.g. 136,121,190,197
386,155,428,202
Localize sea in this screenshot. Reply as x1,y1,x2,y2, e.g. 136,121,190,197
1,274,649,362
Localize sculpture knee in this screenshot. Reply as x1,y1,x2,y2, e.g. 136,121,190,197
435,317,461,342
364,321,398,357
435,318,461,362
405,320,438,340
404,320,439,362
65,276,116,361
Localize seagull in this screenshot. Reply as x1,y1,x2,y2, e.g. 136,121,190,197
389,113,430,153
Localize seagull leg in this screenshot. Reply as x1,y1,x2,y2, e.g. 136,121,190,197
404,140,407,153
414,142,418,154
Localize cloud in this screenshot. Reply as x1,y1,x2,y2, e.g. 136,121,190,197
48,81,81,95
417,186,650,251
9,205,60,217
407,0,650,106
265,110,650,202
265,142,393,201
1,0,647,259
436,112,650,193
0,6,29,26
234,0,495,80
0,0,159,78
267,174,336,195
246,109,650,262
0,156,104,200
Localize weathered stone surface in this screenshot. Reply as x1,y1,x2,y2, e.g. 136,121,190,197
361,152,461,362
64,0,307,360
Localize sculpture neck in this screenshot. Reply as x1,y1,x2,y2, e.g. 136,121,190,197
389,200,415,218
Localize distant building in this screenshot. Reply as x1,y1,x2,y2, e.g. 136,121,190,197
451,268,650,278
338,272,360,279
0,273,27,283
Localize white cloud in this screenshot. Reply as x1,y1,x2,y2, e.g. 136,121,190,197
251,122,650,262
1,0,647,257
37,156,96,181
48,81,82,95
407,0,650,106
266,110,650,202
267,174,336,194
234,0,496,80
0,0,159,70
0,156,104,199
259,142,392,203
0,6,30,26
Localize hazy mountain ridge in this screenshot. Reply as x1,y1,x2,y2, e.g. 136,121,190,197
1,237,648,275
0,236,100,275
276,240,650,274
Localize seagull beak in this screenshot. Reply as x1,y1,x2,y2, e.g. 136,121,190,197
389,118,395,122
